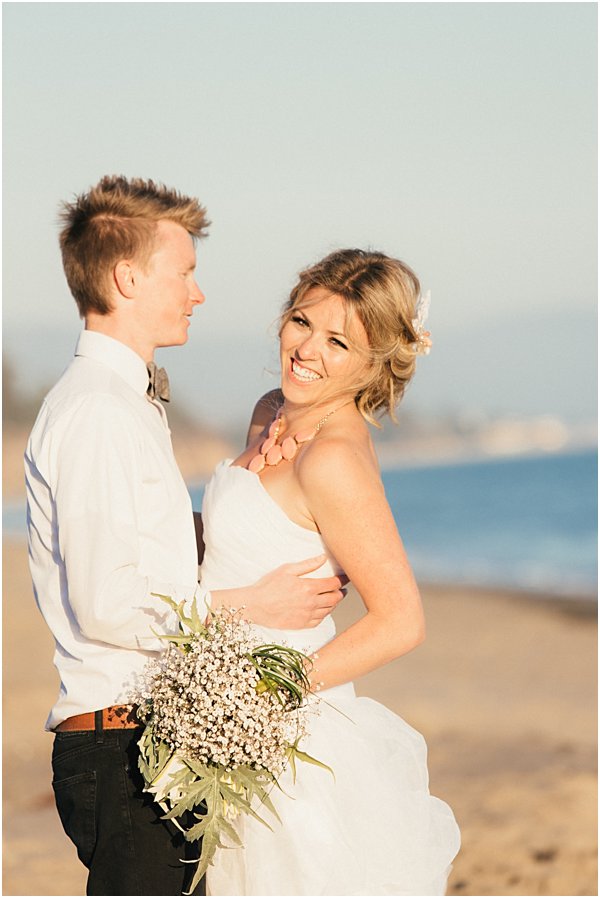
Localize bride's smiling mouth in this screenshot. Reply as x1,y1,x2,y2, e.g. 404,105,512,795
290,358,323,384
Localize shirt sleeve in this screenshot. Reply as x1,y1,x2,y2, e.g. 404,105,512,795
48,394,205,651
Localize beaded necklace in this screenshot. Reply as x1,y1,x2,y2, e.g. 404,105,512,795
247,405,345,474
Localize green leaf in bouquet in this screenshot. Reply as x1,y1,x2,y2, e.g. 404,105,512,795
182,815,210,843
216,783,263,825
255,669,305,706
240,802,274,830
285,744,298,783
216,816,244,847
161,777,214,819
160,763,196,795
181,773,233,892
246,642,311,708
184,810,242,847
151,592,209,638
153,632,194,646
217,780,251,809
183,756,213,780
138,728,173,784
151,592,180,612
183,811,224,896
153,592,192,630
286,739,334,784
230,767,281,825
189,596,205,635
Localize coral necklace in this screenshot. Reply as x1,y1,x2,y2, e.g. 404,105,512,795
247,405,343,474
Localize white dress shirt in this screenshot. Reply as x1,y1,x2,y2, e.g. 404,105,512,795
25,330,203,730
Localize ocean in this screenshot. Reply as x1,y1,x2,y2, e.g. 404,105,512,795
6,448,596,601
376,448,597,599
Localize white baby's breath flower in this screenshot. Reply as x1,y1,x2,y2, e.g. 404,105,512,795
134,605,328,895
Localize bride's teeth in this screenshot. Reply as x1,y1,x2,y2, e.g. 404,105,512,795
292,360,320,381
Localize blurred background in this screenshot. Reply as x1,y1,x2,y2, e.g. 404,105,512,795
3,3,597,896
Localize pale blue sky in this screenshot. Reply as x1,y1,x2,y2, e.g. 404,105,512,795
3,2,597,432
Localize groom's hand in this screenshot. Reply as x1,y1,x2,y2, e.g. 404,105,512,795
247,555,347,629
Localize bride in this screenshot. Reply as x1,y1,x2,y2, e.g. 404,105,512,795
199,248,460,895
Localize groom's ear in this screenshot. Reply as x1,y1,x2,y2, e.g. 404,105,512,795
113,259,137,299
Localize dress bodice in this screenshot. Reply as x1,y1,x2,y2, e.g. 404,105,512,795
199,459,343,652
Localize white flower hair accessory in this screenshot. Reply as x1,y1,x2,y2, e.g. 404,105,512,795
411,289,432,355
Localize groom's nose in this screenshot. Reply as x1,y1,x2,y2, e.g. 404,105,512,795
190,281,205,305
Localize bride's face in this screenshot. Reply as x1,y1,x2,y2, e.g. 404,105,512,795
279,288,371,408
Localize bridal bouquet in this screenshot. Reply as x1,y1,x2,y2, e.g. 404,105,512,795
134,596,329,895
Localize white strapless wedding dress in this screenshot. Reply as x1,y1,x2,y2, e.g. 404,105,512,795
200,460,460,896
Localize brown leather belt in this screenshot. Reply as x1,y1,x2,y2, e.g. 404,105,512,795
55,705,141,732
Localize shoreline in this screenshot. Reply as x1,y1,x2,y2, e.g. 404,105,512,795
4,529,595,611
419,580,598,616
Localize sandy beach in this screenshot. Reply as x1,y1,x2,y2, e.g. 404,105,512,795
3,431,597,897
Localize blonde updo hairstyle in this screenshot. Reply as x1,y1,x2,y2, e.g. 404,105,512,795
280,249,422,425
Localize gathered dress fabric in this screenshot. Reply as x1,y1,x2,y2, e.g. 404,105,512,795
200,460,461,896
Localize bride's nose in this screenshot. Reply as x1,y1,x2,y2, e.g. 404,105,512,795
296,334,319,360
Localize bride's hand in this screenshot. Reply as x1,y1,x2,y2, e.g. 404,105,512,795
247,555,347,629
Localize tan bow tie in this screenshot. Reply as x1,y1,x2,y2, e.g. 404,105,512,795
147,362,170,402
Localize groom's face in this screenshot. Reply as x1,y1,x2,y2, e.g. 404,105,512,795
134,220,205,350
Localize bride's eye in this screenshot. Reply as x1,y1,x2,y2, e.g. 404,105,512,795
291,315,309,327
330,337,348,350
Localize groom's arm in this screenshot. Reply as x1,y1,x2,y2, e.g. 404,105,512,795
192,508,346,628
44,396,197,651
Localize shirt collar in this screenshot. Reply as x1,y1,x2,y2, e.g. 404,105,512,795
75,330,150,396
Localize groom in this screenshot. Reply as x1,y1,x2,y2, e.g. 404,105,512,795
25,175,345,895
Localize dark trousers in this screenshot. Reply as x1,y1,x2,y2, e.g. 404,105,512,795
52,725,204,896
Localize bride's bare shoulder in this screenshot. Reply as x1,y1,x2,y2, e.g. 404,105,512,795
296,416,381,494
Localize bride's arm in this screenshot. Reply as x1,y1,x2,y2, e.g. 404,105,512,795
297,437,425,691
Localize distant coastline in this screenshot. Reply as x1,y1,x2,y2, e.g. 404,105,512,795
377,440,598,472
374,415,597,471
